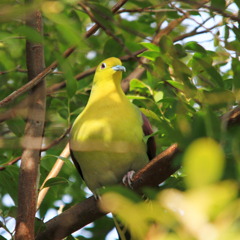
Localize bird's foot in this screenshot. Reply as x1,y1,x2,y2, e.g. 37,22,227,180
122,170,135,188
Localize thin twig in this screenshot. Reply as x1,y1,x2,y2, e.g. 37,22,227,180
84,0,129,38
79,2,137,61
0,47,75,107
37,143,70,210
180,0,240,22
117,8,209,13
0,127,70,171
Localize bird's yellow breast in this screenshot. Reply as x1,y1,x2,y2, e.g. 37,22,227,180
70,95,146,153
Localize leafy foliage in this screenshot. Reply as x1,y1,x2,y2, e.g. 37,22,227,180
0,0,240,239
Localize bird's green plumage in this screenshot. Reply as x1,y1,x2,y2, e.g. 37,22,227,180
70,57,149,194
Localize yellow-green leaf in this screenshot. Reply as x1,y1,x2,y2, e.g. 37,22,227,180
184,138,225,188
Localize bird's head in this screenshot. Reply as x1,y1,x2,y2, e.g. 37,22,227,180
93,57,126,84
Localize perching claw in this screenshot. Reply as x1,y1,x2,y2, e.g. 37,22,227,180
122,170,135,188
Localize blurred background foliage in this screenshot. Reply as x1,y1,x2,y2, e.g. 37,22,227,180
0,0,240,239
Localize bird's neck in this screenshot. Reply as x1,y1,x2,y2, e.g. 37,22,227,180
88,75,125,104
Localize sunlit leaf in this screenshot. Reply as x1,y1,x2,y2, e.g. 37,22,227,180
137,51,160,61
140,108,161,121
184,138,225,188
185,41,206,53
166,80,185,91
140,42,160,52
42,177,69,188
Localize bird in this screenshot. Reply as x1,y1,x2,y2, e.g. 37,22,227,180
69,57,156,238
70,57,156,194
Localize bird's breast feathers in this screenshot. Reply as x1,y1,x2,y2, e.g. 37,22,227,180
70,101,146,153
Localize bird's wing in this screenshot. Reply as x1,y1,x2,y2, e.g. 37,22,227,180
70,150,84,180
141,112,156,160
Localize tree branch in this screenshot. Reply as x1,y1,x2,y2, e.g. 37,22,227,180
84,0,129,38
0,47,75,108
37,143,70,210
79,1,137,60
15,6,46,240
180,0,240,22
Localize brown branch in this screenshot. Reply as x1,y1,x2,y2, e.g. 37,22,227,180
0,66,27,75
174,21,222,42
180,0,240,22
0,127,70,171
222,106,240,127
15,6,46,240
79,2,137,60
84,0,129,38
47,66,96,94
0,47,75,108
35,144,180,240
117,7,209,13
0,156,21,171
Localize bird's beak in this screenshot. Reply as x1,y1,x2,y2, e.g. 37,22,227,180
112,65,126,72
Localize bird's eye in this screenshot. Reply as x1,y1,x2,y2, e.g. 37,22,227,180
100,63,106,69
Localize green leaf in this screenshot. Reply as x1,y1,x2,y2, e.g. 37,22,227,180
100,185,142,203
65,235,77,240
103,37,123,58
0,166,19,204
42,177,69,188
174,43,187,58
153,91,164,102
184,41,206,53
0,236,7,240
143,130,160,144
41,155,73,169
140,42,160,52
127,95,148,100
59,108,69,119
58,56,77,98
88,3,114,31
137,51,160,61
193,53,224,88
16,25,42,43
226,40,240,52
184,138,225,188
130,78,152,94
232,58,240,90
166,80,185,91
140,108,160,121
35,217,46,236
159,35,173,54
6,117,25,137
211,0,226,10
